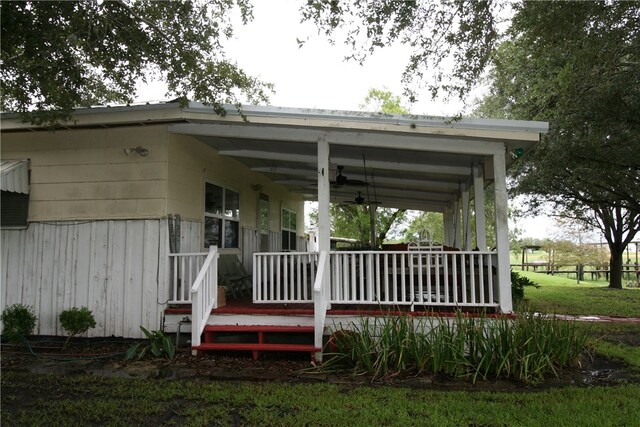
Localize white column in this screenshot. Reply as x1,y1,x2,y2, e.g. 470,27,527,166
493,153,512,312
443,208,453,246
462,183,472,250
317,139,331,254
369,205,377,249
452,199,461,248
473,164,487,251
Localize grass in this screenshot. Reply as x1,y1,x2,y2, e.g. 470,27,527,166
584,323,640,370
2,371,640,426
518,271,640,318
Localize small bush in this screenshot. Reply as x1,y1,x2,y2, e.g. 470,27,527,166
512,270,540,305
1,304,37,342
125,326,175,360
59,307,96,348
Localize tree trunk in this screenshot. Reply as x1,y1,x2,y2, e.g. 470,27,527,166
608,246,624,289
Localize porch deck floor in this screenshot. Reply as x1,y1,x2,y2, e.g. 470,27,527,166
166,298,503,317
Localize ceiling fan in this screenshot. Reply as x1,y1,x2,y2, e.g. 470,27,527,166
332,166,369,187
341,191,381,206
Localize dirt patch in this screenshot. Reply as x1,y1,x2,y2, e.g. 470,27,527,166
2,336,638,391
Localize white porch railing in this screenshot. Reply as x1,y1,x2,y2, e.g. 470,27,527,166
329,251,497,307
168,252,207,303
191,246,219,348
313,251,330,362
254,250,499,308
253,252,319,303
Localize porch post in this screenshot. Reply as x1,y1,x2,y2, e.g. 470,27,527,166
317,138,331,254
462,183,472,250
493,153,512,312
452,198,461,248
473,164,487,251
443,208,454,246
314,138,332,361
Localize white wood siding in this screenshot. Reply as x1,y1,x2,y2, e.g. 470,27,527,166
242,227,258,272
1,220,169,338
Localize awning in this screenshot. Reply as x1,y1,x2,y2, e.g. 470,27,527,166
0,159,29,194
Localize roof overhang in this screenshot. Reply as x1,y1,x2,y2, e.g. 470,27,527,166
1,102,548,211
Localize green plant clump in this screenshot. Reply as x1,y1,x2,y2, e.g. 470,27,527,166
125,326,175,360
59,307,96,348
512,270,540,304
1,303,37,342
325,311,589,384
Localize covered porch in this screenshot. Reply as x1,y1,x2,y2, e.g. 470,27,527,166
164,104,548,358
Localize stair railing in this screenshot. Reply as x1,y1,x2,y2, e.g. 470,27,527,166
191,245,219,349
313,250,330,362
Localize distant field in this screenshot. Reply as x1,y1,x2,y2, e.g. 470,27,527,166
519,271,640,318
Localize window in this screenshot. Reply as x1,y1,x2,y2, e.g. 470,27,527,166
204,182,239,249
1,160,29,228
281,208,297,251
1,191,29,227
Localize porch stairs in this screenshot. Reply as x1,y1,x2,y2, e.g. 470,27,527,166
193,325,320,361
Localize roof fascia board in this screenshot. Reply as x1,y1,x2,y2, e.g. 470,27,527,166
184,102,549,136
1,103,185,130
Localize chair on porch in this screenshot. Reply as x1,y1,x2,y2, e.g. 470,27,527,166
218,254,252,299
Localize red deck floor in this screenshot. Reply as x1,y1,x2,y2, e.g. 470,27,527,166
166,298,505,318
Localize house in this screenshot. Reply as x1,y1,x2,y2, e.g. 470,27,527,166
1,101,548,359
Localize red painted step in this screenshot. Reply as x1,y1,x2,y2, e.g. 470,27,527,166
196,324,318,360
204,325,314,333
194,343,319,352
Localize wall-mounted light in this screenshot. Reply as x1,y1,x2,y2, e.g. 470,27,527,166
124,146,149,156
508,147,525,159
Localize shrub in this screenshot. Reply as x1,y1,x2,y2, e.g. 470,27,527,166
125,326,175,360
59,306,96,348
1,304,37,342
512,270,540,305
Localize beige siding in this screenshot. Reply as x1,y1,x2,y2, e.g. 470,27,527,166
1,126,168,221
166,134,305,250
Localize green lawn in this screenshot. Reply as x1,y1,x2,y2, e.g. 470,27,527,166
519,271,640,318
2,371,639,426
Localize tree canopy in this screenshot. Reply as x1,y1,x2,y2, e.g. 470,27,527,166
301,0,503,103
0,0,272,125
479,1,640,288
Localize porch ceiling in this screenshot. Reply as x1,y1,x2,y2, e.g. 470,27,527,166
169,104,548,212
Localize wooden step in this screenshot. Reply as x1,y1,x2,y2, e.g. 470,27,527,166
203,325,314,333
198,324,317,360
194,343,319,353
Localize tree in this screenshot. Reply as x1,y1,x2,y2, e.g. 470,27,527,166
301,0,503,103
359,88,410,114
479,1,640,288
1,0,272,125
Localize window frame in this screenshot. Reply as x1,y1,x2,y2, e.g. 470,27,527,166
204,181,240,249
281,208,297,251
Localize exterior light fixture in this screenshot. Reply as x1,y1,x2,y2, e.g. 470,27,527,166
123,146,149,156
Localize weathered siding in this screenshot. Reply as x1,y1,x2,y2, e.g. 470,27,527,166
166,134,305,251
1,126,169,221
1,220,169,338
